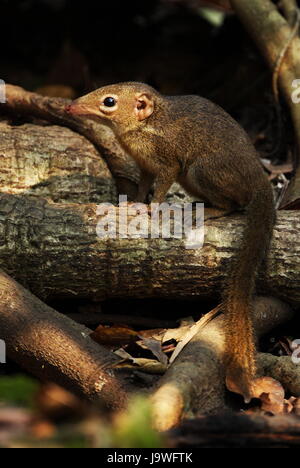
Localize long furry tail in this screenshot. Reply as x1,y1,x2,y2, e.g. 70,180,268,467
224,186,275,402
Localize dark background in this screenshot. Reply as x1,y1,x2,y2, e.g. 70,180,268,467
0,1,267,105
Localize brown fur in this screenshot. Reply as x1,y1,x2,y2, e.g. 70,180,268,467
68,82,276,401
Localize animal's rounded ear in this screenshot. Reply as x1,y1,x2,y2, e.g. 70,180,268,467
134,93,154,121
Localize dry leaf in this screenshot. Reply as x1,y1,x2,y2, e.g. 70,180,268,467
169,306,221,364
137,337,168,366
116,358,167,374
162,341,177,354
138,328,166,341
252,377,286,414
90,325,138,348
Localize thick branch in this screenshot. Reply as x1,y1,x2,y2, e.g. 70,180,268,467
0,270,127,409
0,193,298,304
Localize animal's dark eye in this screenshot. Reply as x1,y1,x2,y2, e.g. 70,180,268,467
103,97,116,107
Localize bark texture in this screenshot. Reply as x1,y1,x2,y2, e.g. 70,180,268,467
1,84,139,198
0,193,298,304
0,121,116,203
0,270,127,409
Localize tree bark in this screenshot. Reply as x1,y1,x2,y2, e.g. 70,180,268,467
1,84,139,198
0,121,116,204
0,270,127,409
0,193,298,304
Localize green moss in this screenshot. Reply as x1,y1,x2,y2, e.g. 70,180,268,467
0,375,38,408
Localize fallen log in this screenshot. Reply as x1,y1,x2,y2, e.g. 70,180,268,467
0,270,127,409
0,193,298,304
0,121,116,204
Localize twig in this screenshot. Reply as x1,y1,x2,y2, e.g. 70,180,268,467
272,7,300,103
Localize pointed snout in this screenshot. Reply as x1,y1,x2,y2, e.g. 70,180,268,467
65,101,91,116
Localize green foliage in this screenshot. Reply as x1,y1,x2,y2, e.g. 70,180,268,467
113,396,164,448
0,375,38,408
